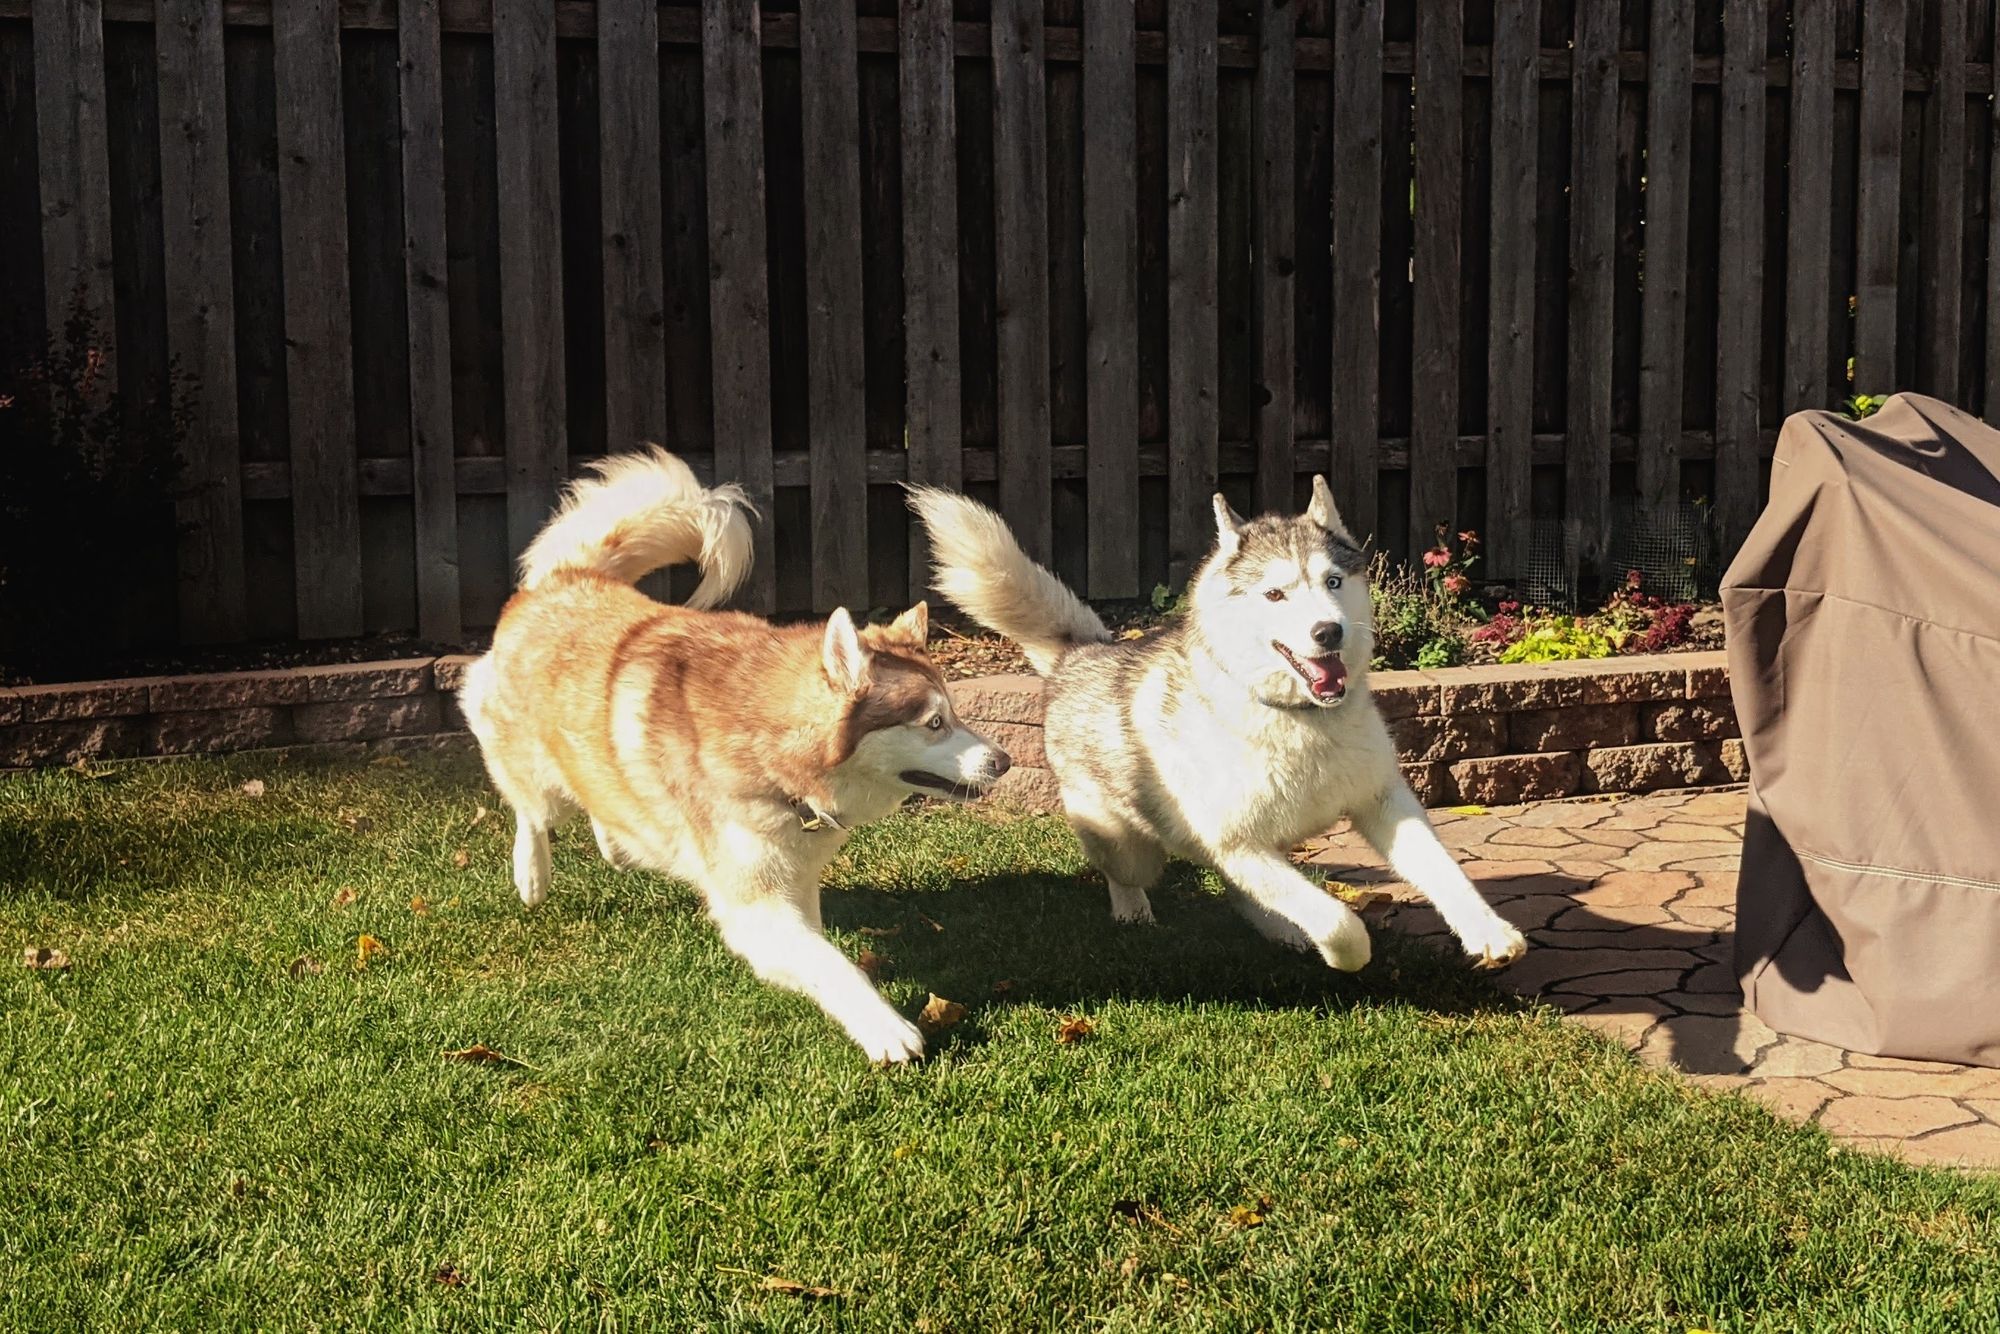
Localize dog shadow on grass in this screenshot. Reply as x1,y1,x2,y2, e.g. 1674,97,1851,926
821,864,1524,1043
822,864,1754,1072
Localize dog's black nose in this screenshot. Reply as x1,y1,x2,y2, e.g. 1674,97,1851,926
1310,620,1344,652
987,749,1012,779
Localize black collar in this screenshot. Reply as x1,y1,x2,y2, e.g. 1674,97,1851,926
787,795,846,832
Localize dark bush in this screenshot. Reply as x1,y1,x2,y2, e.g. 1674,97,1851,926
0,309,187,682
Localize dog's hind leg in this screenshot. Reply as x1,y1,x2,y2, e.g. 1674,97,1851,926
1211,848,1372,971
476,743,559,907
1069,812,1167,925
510,812,554,907
1350,781,1526,969
590,818,628,867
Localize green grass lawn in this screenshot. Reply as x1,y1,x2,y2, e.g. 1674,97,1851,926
3,753,1997,1331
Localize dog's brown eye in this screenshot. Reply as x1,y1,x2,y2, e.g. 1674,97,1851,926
926,714,945,731
1264,588,1286,602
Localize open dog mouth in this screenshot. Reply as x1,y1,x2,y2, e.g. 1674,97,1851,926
1272,642,1348,703
900,770,994,801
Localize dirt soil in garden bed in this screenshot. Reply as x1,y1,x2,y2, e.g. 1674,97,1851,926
926,601,1727,682
3,602,1725,688
0,633,489,689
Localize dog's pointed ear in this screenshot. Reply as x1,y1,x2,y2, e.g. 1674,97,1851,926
887,600,929,646
822,607,870,694
1212,493,1243,555
1307,474,1355,542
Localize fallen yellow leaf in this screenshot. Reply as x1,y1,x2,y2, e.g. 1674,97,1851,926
331,886,358,908
469,804,490,828
287,956,324,978
355,934,386,967
21,947,70,971
916,993,967,1036
991,978,1016,997
451,847,470,869
915,911,944,933
1227,1204,1264,1229
240,779,267,797
1446,804,1488,816
855,949,890,979
410,895,431,916
856,924,902,939
760,1276,840,1301
1056,1015,1095,1045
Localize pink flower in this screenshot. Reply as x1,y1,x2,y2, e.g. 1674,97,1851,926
1498,600,1520,614
1422,548,1451,569
1442,573,1469,596
1457,530,1480,547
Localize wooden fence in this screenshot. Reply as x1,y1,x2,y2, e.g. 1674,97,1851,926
5,1,2000,647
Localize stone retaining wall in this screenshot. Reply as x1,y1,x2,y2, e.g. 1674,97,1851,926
3,651,1738,809
948,651,1740,812
0,657,480,769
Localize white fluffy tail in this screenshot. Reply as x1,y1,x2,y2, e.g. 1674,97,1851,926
517,447,755,607
907,487,1109,675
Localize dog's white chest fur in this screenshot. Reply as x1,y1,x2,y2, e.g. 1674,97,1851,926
1132,664,1391,850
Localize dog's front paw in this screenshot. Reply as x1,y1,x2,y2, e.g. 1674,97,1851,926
1107,884,1156,925
1315,908,1373,972
853,1012,926,1066
1459,915,1528,970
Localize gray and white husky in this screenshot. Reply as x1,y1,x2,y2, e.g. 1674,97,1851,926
909,477,1528,973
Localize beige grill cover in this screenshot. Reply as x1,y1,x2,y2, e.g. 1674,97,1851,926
1722,394,2000,1067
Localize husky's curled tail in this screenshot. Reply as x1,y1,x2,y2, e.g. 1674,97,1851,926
518,447,755,607
906,487,1110,675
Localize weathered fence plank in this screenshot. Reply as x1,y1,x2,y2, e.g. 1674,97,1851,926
273,0,363,637
1409,0,1460,554
493,0,568,567
991,0,1053,562
703,0,777,611
1330,0,1382,549
31,0,114,371
1638,0,1692,528
1484,0,1536,579
156,0,247,642
1714,0,1767,554
1083,0,1139,597
1783,0,1833,415
900,0,960,601
1252,0,1294,516
1165,0,1217,587
1854,0,1905,395
1567,0,1617,585
1920,0,1965,399
397,0,461,641
802,0,868,611
599,0,666,461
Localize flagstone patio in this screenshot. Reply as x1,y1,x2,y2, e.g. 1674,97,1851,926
1296,787,2000,1171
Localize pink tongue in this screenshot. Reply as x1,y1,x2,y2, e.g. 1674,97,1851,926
1302,655,1347,697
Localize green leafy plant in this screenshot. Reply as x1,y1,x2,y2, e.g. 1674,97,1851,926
1496,614,1616,664
1369,528,1483,671
1842,392,1886,419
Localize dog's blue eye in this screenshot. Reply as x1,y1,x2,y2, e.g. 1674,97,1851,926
1325,574,1343,591
1263,588,1286,602
926,714,945,731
